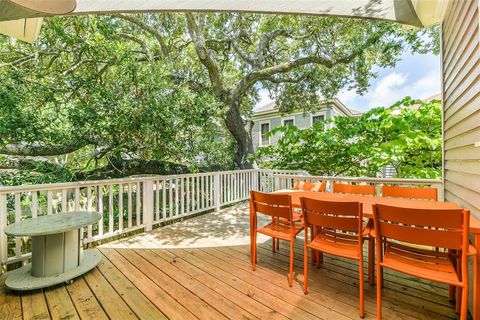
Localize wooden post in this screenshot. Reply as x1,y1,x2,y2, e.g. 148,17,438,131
214,173,221,211
143,180,154,232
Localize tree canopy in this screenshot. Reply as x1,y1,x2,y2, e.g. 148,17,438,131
255,97,442,179
0,13,439,184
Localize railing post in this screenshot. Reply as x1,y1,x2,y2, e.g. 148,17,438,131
0,193,7,272
214,173,221,211
143,180,154,232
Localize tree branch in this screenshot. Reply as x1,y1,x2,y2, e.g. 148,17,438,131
0,141,89,157
185,13,226,100
111,13,170,58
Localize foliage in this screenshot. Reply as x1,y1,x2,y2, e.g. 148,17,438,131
0,13,438,184
255,97,442,179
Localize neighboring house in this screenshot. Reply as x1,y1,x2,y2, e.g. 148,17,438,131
250,98,362,151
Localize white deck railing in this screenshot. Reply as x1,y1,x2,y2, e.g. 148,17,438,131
273,173,444,200
0,169,441,270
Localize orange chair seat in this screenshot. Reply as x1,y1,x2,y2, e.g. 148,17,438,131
308,235,361,260
257,221,304,240
381,243,461,286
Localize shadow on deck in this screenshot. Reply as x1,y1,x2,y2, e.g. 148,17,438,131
0,203,460,319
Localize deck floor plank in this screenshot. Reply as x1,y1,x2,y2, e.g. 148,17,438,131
177,247,357,320
113,248,229,320
21,289,50,320
65,277,109,320
82,266,138,320
99,247,199,320
44,286,80,320
0,275,22,320
95,255,167,320
133,248,259,320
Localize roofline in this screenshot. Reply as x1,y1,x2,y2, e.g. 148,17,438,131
251,98,360,119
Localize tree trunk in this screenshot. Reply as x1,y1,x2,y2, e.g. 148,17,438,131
223,103,254,169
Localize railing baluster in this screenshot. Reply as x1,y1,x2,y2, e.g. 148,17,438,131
127,183,132,229
61,189,67,212
14,193,21,258
118,184,123,232
155,181,160,221
162,180,166,220
109,185,114,234
87,187,93,239
136,182,141,226
98,186,104,237
31,191,38,219
186,177,190,214
180,178,184,215
47,191,53,215
169,179,173,218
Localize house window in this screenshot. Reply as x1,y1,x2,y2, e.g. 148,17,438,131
283,119,294,126
312,114,325,125
260,122,270,145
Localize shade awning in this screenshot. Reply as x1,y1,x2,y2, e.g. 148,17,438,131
0,17,42,43
0,0,448,42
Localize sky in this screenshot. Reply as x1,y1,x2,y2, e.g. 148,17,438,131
255,50,441,112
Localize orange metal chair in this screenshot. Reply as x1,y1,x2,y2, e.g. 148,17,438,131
301,197,366,318
381,185,438,201
294,181,326,192
250,191,304,286
333,183,375,196
372,204,476,320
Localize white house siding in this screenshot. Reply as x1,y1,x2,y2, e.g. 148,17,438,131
442,0,480,312
251,108,332,150
443,0,480,220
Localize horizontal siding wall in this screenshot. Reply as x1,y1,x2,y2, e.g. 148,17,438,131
443,0,480,220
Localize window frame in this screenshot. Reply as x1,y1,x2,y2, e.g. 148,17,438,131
259,120,271,146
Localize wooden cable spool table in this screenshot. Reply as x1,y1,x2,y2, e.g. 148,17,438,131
4,211,102,291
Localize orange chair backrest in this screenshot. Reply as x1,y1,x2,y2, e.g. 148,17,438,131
382,185,437,201
373,204,469,250
333,183,375,196
250,191,293,220
300,197,363,234
294,181,326,192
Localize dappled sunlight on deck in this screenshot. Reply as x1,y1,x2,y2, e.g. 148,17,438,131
107,203,270,249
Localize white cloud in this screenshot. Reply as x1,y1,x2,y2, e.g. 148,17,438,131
339,69,440,111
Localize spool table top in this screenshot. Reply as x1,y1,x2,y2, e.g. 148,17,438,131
4,211,101,237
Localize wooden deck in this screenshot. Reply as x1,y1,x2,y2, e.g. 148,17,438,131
0,203,463,320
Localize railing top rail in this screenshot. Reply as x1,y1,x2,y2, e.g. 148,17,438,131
273,174,442,185
0,169,263,194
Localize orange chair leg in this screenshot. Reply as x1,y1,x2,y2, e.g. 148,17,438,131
252,232,257,271
460,283,468,320
368,237,375,286
359,258,365,318
376,264,382,320
456,258,461,314
276,238,280,250
289,239,294,287
304,245,308,294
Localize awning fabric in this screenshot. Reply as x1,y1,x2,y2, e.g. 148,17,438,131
0,18,42,43
0,0,448,42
